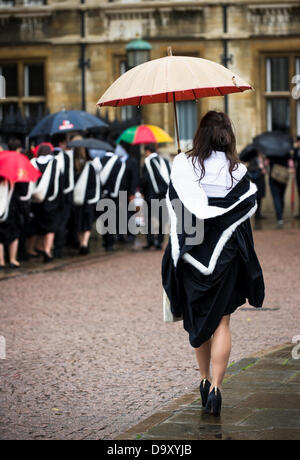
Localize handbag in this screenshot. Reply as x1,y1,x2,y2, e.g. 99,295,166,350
163,289,183,323
270,164,289,184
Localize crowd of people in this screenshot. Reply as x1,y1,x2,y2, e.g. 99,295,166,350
1,132,300,270
0,135,171,269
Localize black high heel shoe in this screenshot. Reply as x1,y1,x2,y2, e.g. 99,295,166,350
205,387,222,416
199,379,211,408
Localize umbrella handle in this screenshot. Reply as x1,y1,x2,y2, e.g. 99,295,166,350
173,92,181,154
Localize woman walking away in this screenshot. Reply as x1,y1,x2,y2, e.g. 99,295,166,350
27,144,64,263
162,111,265,416
73,147,102,255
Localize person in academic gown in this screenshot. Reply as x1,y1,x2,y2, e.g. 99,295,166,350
139,143,171,250
51,133,74,257
98,151,126,251
0,178,21,268
115,142,139,242
73,147,101,255
162,111,265,416
26,144,64,263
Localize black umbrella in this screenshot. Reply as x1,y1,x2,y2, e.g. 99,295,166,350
29,110,109,137
68,138,113,151
239,143,259,162
253,131,293,158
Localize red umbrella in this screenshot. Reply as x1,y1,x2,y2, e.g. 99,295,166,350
0,151,41,183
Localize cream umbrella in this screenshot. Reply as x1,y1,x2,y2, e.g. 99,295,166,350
97,48,253,153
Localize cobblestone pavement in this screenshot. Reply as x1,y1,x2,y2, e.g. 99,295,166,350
0,227,299,440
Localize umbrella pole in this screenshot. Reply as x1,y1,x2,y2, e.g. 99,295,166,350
173,92,181,154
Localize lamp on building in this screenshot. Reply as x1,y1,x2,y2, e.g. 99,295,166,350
126,37,152,70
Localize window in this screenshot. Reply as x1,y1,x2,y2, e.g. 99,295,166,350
24,63,44,97
177,100,197,149
264,55,300,136
0,64,18,97
0,0,15,7
0,61,46,127
265,57,290,133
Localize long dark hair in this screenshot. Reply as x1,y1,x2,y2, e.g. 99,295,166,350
187,111,240,185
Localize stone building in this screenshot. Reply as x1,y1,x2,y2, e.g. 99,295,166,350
0,0,299,154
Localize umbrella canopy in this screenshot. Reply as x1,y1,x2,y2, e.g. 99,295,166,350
116,125,173,145
239,143,259,162
29,110,109,138
68,138,113,151
0,151,41,183
97,55,252,107
253,131,293,158
97,49,252,153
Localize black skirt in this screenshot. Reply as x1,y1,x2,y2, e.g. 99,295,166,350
178,220,264,348
74,204,96,233
31,201,61,235
0,195,23,245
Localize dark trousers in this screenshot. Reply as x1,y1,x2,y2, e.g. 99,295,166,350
269,178,287,221
145,198,167,247
54,202,72,256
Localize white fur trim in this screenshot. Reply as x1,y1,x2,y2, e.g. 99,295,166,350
0,180,14,223
63,149,75,194
111,161,126,198
182,203,257,275
166,190,181,267
171,152,257,219
87,158,102,205
145,156,159,194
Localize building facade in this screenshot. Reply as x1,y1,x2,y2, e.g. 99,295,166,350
0,0,299,153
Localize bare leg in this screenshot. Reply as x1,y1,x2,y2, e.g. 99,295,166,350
27,235,38,255
0,243,5,266
9,239,20,266
44,233,54,257
210,315,232,390
81,231,90,248
194,339,211,381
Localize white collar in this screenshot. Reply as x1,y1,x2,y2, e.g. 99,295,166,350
36,155,54,164
148,152,158,160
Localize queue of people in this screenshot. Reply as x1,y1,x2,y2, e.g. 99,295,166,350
0,136,171,269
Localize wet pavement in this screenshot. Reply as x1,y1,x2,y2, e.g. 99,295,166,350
117,344,300,440
0,221,300,440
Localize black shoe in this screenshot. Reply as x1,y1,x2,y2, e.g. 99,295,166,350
43,253,54,264
9,263,21,269
0,265,6,271
79,246,89,256
205,387,222,416
199,379,211,408
105,246,115,252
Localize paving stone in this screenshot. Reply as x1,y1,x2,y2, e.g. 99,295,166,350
237,392,300,410
239,409,300,429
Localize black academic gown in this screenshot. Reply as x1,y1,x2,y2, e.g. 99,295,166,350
162,153,265,348
31,157,64,235
73,159,101,233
